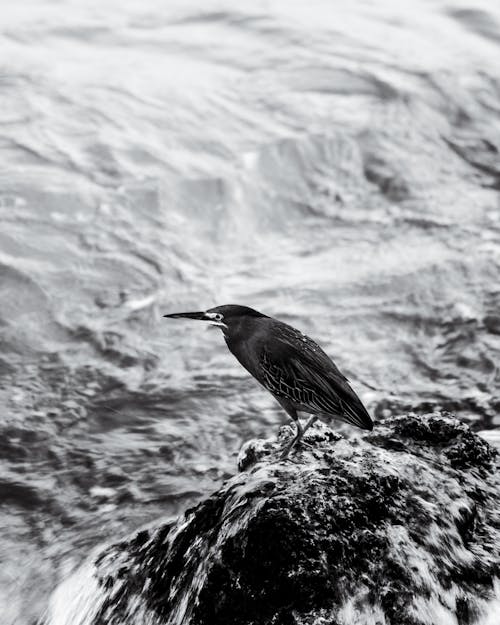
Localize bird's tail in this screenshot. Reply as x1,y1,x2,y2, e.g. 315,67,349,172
338,397,374,431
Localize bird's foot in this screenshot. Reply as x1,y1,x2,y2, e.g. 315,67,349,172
297,439,315,450
279,438,314,460
279,439,297,460
280,433,312,459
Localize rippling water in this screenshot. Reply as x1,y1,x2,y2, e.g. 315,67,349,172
2,0,500,622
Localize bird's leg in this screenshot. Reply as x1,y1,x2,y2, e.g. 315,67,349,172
287,415,318,453
280,414,319,458
280,417,303,459
301,415,318,437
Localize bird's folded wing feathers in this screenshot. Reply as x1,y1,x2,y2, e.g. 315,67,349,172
260,332,373,430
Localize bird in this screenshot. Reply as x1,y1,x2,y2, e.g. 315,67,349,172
164,304,373,458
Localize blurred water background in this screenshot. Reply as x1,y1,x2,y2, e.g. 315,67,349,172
1,0,500,622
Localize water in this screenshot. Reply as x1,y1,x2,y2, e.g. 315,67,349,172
1,0,500,622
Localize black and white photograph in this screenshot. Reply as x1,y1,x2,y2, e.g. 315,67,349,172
1,1,500,624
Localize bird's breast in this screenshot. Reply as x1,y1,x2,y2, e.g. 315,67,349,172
224,332,264,382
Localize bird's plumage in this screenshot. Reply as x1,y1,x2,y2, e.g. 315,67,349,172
164,304,374,454
227,318,372,431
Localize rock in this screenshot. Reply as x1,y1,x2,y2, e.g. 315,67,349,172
43,414,500,625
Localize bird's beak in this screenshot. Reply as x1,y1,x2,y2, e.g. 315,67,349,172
163,311,207,321
163,310,227,329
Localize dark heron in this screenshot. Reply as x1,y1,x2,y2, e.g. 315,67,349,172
164,304,373,457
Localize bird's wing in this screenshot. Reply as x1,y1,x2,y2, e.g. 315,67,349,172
259,324,373,430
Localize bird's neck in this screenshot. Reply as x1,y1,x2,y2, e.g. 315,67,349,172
222,317,264,372
223,327,254,374
221,322,241,345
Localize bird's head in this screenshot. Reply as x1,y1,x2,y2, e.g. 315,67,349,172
163,304,268,336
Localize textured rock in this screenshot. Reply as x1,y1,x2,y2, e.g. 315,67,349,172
45,414,500,625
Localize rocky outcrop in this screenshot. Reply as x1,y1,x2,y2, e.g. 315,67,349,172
44,414,500,625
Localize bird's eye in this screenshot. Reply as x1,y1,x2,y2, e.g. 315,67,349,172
205,311,224,323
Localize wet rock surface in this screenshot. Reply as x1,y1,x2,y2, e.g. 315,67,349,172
44,414,500,625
